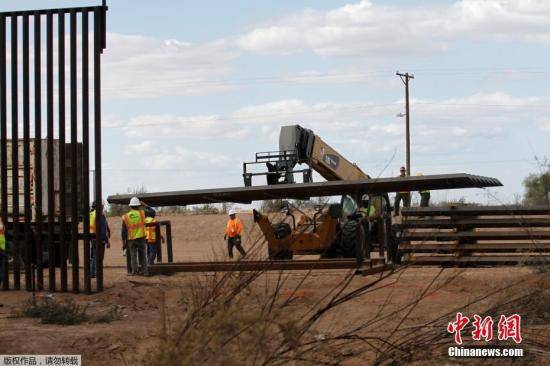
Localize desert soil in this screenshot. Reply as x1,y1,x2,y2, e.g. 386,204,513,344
0,213,549,365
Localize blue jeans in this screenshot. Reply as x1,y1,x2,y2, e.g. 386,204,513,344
90,240,105,277
128,237,148,275
147,243,158,266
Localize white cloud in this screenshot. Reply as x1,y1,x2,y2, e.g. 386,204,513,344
125,141,155,154
109,92,550,140
119,144,232,171
108,92,550,162
103,33,238,99
237,0,550,57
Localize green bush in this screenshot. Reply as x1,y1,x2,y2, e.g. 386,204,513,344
19,299,123,325
20,299,88,325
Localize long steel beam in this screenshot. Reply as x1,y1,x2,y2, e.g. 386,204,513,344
404,255,550,266
149,259,389,275
402,205,550,216
107,174,502,206
394,218,550,229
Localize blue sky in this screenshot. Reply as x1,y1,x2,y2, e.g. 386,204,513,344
3,0,550,205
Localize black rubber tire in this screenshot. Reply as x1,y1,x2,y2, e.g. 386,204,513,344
268,223,293,260
341,220,360,258
320,244,338,259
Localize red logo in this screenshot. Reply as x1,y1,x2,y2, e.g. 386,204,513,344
472,314,494,342
447,312,470,345
448,313,522,345
498,314,522,344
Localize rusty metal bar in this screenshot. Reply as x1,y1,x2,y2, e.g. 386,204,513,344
400,243,550,253
94,8,104,291
0,15,7,290
81,10,91,294
404,255,550,266
1,6,102,18
402,205,550,217
46,11,55,291
70,10,79,293
23,14,32,291
58,12,67,292
154,223,161,263
149,259,389,275
403,230,550,241
11,14,21,290
34,11,44,290
395,217,550,229
166,222,173,263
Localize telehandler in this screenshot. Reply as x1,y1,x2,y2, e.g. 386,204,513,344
243,125,393,261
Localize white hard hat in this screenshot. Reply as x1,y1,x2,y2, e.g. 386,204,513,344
228,208,236,216
129,197,141,207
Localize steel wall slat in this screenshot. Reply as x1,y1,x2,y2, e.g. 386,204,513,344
11,15,21,290
81,11,91,294
94,8,104,291
70,10,79,293
46,11,55,291
58,12,67,292
22,14,32,291
34,11,44,290
0,15,7,290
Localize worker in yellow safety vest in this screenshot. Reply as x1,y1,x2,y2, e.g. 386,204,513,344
145,210,164,266
0,216,5,285
359,194,380,251
89,201,111,278
394,166,411,216
122,197,148,276
417,173,430,207
224,208,246,258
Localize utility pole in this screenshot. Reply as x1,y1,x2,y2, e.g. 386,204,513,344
396,71,414,176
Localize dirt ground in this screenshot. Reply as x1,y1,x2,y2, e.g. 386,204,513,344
1,213,549,365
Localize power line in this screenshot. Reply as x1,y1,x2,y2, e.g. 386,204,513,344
105,159,539,172
98,66,550,91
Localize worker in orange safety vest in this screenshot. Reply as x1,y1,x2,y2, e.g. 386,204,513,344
224,208,246,259
145,210,164,266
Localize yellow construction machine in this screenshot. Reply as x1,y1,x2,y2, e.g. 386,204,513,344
243,125,393,261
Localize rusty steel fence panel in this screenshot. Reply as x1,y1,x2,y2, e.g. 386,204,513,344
0,3,107,293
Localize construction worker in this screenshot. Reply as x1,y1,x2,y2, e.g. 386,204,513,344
417,173,431,207
0,216,5,286
121,197,148,276
394,166,411,216
145,210,163,266
359,195,378,247
224,208,246,258
89,201,111,278
359,194,377,221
